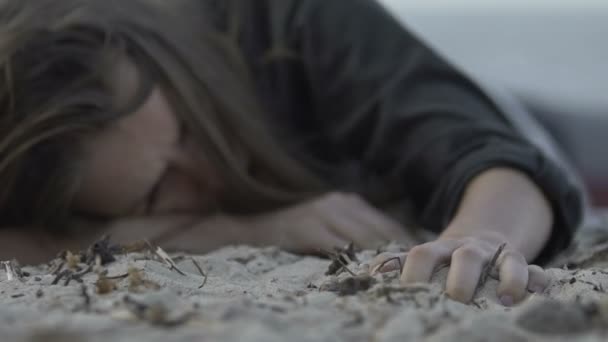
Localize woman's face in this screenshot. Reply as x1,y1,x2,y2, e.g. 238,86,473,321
73,61,223,218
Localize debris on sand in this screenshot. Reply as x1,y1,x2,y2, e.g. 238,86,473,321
320,274,377,296
2,259,24,282
2,230,608,341
324,243,359,276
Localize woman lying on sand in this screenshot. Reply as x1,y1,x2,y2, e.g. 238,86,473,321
0,0,585,306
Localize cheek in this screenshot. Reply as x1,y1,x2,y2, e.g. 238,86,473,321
74,150,159,216
151,170,205,214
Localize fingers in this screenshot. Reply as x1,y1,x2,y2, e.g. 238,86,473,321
401,240,461,284
321,210,380,249
270,215,349,253
527,264,549,294
495,250,529,306
370,234,544,307
321,192,409,249
341,194,410,243
370,238,544,308
307,227,351,253
312,193,383,249
444,245,486,303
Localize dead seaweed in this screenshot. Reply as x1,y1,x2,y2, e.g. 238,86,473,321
322,275,377,296
127,267,161,293
324,243,359,276
95,273,117,295
84,235,121,265
52,265,93,286
144,240,187,276
49,235,123,285
65,251,82,270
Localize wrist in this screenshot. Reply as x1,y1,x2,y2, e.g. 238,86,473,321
443,167,553,260
439,223,509,246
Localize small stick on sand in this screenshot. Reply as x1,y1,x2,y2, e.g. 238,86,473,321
191,259,208,289
336,258,357,277
2,260,26,282
474,243,506,299
321,248,357,276
145,240,187,276
50,261,66,276
50,265,93,286
52,269,71,285
2,261,15,281
105,273,131,280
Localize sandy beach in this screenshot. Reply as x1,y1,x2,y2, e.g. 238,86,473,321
1,221,608,342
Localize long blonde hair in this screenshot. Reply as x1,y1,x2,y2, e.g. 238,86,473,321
0,0,327,230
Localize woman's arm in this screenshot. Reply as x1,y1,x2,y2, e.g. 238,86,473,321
0,229,61,265
0,215,252,265
442,167,553,262
370,167,555,305
249,0,583,304
399,167,554,305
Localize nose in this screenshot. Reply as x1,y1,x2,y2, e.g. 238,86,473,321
152,168,204,214
152,141,222,215
173,138,223,194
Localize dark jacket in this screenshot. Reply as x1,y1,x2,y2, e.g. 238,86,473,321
210,0,584,264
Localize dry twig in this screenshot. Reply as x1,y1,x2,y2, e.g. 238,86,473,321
191,259,208,289
105,273,131,280
323,243,359,276
145,240,187,276
474,243,506,299
2,260,23,281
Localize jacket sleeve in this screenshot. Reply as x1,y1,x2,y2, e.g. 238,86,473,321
254,0,584,264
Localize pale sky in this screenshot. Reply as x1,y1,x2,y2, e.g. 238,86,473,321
377,0,608,112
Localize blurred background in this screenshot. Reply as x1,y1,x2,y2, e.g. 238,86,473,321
380,0,608,205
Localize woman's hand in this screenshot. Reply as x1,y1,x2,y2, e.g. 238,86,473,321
369,232,550,306
245,192,412,253
76,192,410,256
369,167,555,306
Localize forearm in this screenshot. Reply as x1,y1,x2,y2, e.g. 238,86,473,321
0,229,62,265
82,214,253,254
0,215,252,265
440,167,553,261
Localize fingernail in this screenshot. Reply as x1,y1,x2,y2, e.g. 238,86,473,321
500,295,514,307
379,260,399,272
371,260,396,275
